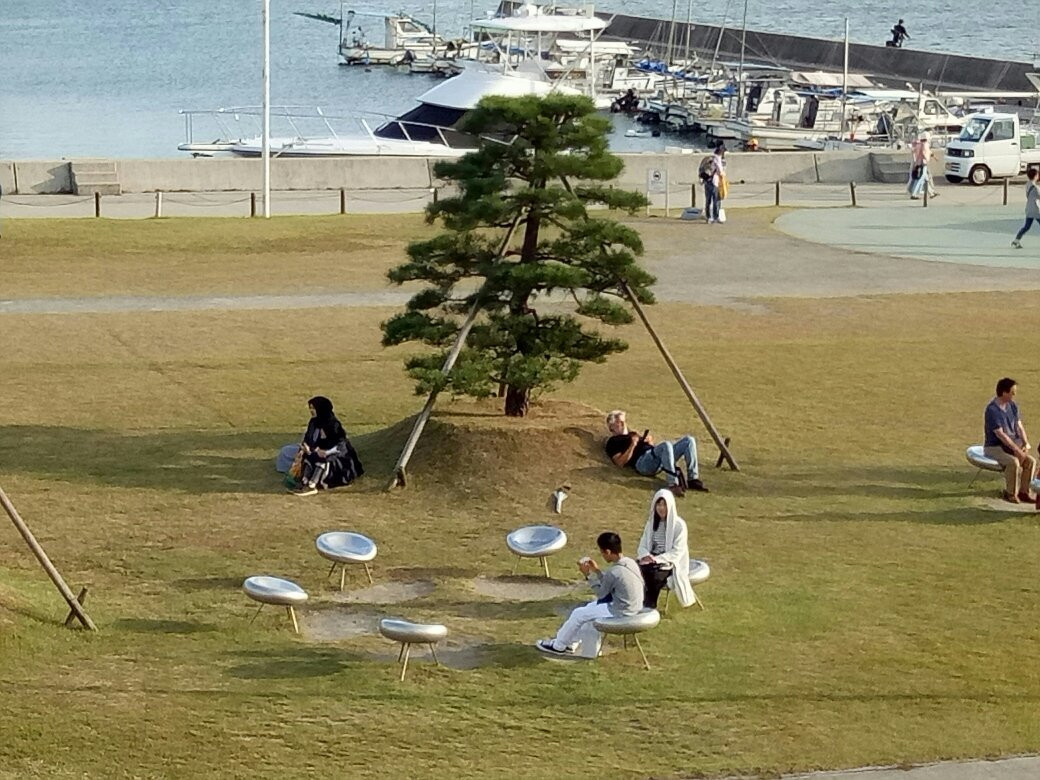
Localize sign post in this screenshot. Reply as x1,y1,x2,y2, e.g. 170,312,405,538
646,168,668,216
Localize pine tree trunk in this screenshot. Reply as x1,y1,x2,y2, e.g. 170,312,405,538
504,385,530,417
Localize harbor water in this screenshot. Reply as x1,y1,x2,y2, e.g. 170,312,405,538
0,0,1036,159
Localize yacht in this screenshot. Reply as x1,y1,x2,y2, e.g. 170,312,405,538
177,68,582,158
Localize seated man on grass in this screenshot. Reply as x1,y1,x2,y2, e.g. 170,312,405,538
604,409,708,496
984,376,1037,504
537,532,644,659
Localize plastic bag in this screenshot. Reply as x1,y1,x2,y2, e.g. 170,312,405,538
717,207,727,224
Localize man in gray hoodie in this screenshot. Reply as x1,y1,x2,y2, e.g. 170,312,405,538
537,531,645,659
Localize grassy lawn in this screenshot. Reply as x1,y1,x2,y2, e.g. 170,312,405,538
0,218,1039,779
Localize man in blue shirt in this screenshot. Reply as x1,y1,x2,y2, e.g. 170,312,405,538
983,377,1037,503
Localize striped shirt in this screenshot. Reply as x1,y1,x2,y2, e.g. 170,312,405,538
650,520,673,569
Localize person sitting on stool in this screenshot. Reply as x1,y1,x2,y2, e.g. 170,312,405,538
983,376,1037,504
537,532,644,659
636,489,695,610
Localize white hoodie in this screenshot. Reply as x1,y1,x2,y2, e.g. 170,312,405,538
636,488,695,608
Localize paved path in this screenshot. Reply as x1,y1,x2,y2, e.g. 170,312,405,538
777,755,1040,779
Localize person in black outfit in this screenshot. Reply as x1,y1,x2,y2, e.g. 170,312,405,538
888,19,910,47
294,395,364,496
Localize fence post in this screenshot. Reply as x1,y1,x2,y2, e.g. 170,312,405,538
690,183,697,208
94,191,101,218
664,185,671,217
923,188,929,208
250,192,257,218
431,187,438,205
154,191,163,218
849,181,857,207
1003,177,1009,206
774,181,781,206
340,187,347,215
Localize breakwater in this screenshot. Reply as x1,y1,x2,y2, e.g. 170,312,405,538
0,151,912,199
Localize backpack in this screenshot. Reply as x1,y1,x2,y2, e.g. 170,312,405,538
698,155,714,182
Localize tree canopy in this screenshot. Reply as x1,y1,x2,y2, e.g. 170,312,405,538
382,93,656,416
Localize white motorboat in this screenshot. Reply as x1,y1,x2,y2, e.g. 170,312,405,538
178,68,582,158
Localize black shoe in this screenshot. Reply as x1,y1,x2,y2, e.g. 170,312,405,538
688,478,709,492
536,639,572,656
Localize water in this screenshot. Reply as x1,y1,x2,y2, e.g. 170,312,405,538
0,0,1036,159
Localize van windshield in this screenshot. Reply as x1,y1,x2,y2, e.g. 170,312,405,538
959,117,990,142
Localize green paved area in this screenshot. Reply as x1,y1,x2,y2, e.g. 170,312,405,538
777,206,1040,269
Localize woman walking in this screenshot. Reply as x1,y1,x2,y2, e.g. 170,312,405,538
1011,167,1040,249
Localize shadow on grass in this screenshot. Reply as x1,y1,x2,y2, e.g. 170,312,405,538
0,426,301,494
226,647,360,680
173,576,245,591
113,618,217,634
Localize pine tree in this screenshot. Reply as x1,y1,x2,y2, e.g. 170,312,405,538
382,93,656,417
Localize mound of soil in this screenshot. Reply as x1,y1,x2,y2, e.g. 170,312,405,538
355,398,609,495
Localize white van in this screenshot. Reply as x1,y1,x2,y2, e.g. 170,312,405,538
944,112,1040,185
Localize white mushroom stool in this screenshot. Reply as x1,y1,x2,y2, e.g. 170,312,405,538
965,445,1040,492
506,525,568,578
378,618,448,681
594,608,661,670
316,531,377,591
243,576,309,634
662,559,710,615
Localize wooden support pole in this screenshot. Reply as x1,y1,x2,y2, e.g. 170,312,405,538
250,192,257,218
923,188,929,208
154,191,163,218
1003,177,1009,206
64,587,88,628
620,283,740,471
690,183,697,208
431,187,439,205
0,486,97,630
340,187,347,215
94,191,101,218
849,181,857,207
774,180,780,206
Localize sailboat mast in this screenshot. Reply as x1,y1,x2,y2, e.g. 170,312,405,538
841,17,849,136
735,0,748,118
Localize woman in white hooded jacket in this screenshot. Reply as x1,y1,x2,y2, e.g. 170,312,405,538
636,488,695,610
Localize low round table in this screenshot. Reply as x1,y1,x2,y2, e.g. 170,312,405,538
378,618,449,681
506,525,568,578
316,531,377,591
594,608,661,670
243,575,309,634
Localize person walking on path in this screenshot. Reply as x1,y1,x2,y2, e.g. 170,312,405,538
1011,168,1040,248
983,377,1036,504
908,132,937,200
700,144,726,224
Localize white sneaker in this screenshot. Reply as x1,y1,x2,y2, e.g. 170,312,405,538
1012,240,1023,249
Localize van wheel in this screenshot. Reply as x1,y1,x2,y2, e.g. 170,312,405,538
945,175,963,184
969,165,991,186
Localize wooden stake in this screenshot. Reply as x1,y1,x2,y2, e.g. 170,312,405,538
1003,177,1009,206
64,587,88,628
619,283,740,471
774,180,780,206
250,192,257,218
0,486,97,630
849,181,857,207
94,191,101,218
340,187,347,214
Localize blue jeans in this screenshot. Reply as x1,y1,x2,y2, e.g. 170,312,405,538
1016,218,1037,241
634,436,699,485
703,181,720,221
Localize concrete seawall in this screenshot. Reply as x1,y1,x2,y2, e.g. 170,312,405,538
1,151,903,196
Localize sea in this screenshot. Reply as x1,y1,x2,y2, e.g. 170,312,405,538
0,0,1035,159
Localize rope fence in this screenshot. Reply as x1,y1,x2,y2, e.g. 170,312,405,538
0,181,1027,220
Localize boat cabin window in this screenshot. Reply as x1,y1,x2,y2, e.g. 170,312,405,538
374,104,473,146
398,20,426,33
923,100,941,115
989,119,1015,141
